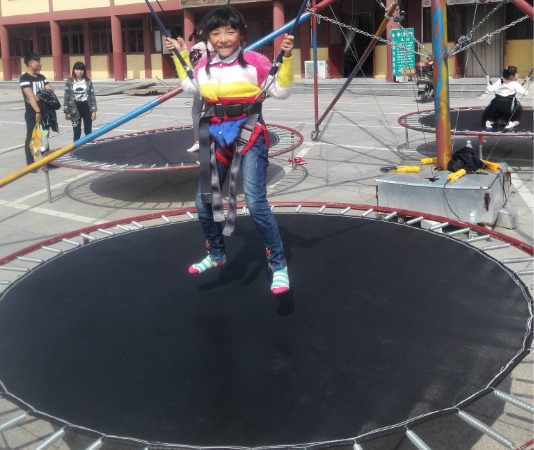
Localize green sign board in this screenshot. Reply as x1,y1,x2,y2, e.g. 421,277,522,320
391,28,415,77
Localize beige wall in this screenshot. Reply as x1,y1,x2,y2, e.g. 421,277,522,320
126,54,146,79
1,0,48,16
53,0,110,11
151,54,163,79
114,0,145,4
505,40,533,78
90,55,110,80
375,45,387,78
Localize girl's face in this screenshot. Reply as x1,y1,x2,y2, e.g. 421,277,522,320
208,25,242,59
74,69,84,79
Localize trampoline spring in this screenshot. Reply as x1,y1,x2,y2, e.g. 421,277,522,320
517,269,534,276
0,266,29,272
501,257,534,265
17,256,45,263
196,160,200,165
340,207,351,215
353,443,364,450
96,228,114,236
41,246,62,254
0,281,12,286
34,427,66,450
84,438,103,450
186,212,195,219
296,205,302,212
131,221,144,229
384,212,397,221
406,430,433,450
447,228,470,236
406,216,424,225
116,224,132,232
458,410,516,449
62,238,81,247
318,205,326,214
271,205,275,212
482,243,511,252
466,235,491,243
162,215,171,223
430,222,449,231
80,233,96,241
493,389,534,414
118,164,129,169
362,208,374,217
0,412,28,431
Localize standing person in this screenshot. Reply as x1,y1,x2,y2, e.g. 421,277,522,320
483,66,530,130
19,53,54,168
64,61,97,141
165,6,295,295
185,29,213,153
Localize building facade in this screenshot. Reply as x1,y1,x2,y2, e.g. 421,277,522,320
0,0,531,82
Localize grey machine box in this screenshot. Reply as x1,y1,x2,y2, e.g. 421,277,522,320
376,165,510,225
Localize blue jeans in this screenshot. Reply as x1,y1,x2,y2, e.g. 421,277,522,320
195,134,287,271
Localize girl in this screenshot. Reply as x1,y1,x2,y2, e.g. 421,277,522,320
64,61,97,141
165,6,294,295
483,66,530,130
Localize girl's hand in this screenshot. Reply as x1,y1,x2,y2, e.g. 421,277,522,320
65,114,71,120
91,112,97,121
165,36,187,53
281,33,294,57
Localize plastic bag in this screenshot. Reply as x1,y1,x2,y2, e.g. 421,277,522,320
30,122,41,158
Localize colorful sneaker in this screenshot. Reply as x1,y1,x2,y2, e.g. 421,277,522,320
505,122,516,130
485,120,492,128
188,255,226,274
271,267,289,294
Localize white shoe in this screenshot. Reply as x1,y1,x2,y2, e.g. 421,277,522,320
505,122,516,129
485,120,492,128
187,143,200,152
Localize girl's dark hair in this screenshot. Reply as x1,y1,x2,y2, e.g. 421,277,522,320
71,61,89,80
201,6,248,74
502,66,518,79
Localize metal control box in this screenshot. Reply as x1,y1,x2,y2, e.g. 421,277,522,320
376,165,510,225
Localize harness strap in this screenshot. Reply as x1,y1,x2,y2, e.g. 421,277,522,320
222,124,258,236
198,115,213,203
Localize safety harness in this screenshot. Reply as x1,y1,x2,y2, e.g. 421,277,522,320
198,100,268,236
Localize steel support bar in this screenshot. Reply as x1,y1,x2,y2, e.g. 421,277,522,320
458,410,516,449
406,430,433,450
494,389,534,414
315,1,399,129
34,428,66,450
432,0,452,170
0,412,28,431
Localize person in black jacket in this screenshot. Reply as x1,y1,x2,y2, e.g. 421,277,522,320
19,53,54,167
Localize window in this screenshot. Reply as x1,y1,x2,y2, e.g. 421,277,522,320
122,19,144,53
61,24,84,54
91,21,112,54
8,28,33,56
38,26,52,56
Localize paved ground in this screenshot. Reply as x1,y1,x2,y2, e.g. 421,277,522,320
0,77,532,449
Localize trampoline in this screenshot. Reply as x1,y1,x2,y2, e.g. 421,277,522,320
52,124,303,172
398,106,534,151
0,203,532,449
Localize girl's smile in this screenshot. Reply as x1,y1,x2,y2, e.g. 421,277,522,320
208,25,242,59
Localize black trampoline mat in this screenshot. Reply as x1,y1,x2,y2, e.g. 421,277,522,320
0,214,531,447
420,108,533,133
71,128,280,166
